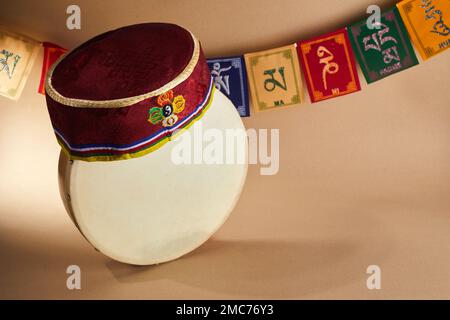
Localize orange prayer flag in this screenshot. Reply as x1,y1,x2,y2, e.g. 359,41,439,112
397,0,450,60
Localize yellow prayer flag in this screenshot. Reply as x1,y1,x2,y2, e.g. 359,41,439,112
244,44,303,112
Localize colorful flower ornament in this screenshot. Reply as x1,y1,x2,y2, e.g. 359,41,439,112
148,90,186,127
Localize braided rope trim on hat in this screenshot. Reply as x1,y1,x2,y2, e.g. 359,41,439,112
45,32,200,109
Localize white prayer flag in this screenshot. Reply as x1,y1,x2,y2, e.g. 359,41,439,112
0,28,39,100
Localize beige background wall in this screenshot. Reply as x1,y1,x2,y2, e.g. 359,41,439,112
0,0,449,299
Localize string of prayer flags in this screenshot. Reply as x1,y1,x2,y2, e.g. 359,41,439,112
244,44,303,112
1,3,449,111
347,7,419,84
207,56,250,117
38,42,67,95
297,29,361,103
0,28,39,100
397,0,450,60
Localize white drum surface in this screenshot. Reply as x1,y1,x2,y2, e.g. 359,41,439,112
58,90,248,265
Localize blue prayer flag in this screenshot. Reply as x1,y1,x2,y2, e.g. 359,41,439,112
207,56,250,117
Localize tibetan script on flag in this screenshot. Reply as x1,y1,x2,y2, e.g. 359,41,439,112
207,56,250,117
397,0,450,60
348,7,419,83
0,29,39,100
244,44,303,112
297,29,361,103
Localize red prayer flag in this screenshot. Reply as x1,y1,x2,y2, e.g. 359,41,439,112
38,42,67,95
297,28,361,103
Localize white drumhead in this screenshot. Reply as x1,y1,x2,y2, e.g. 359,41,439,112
58,90,247,265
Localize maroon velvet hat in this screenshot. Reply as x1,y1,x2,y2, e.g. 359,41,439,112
45,23,213,161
